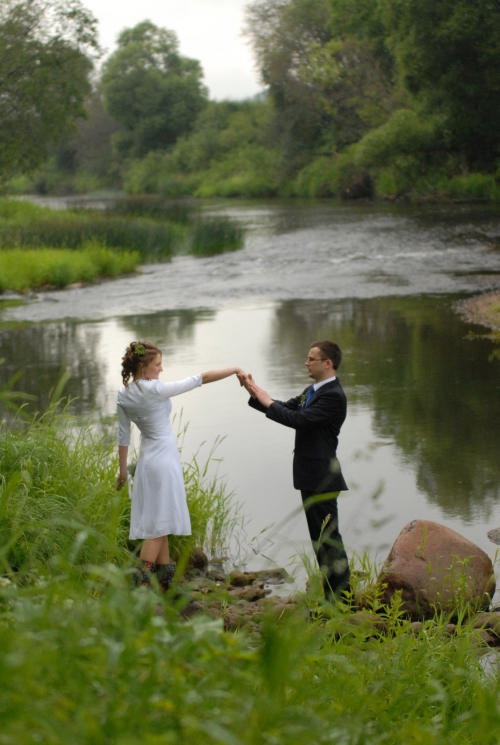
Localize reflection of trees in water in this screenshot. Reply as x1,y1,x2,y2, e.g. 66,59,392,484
0,309,216,421
271,297,500,520
0,322,102,416
117,309,216,356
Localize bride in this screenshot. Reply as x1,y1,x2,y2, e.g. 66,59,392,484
117,340,245,591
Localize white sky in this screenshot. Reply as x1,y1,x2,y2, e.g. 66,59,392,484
82,0,264,101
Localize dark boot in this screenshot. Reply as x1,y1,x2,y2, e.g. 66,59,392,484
133,560,157,588
156,563,176,592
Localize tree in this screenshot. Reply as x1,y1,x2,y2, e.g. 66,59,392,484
380,0,500,170
244,0,397,173
101,21,208,159
0,0,99,179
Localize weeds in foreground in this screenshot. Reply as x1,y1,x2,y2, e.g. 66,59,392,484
0,405,240,580
1,401,500,743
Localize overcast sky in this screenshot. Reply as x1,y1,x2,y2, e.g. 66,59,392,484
82,0,263,101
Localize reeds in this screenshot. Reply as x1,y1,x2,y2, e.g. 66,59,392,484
0,212,178,259
189,216,245,255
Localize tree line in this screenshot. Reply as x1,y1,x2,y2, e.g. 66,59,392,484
2,0,500,200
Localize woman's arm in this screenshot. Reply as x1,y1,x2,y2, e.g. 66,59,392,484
116,445,129,489
201,367,245,384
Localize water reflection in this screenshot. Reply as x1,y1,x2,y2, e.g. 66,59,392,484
2,295,499,540
271,297,500,521
0,321,103,415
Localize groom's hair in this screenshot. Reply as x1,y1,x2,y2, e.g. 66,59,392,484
310,340,342,370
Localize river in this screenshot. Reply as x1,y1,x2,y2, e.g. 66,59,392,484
2,199,500,586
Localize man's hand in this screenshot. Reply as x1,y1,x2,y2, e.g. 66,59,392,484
247,380,273,408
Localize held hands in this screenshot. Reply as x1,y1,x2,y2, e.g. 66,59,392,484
237,371,273,407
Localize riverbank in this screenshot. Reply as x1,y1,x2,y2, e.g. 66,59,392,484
457,291,500,331
0,197,245,293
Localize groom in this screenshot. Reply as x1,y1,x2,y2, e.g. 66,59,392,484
241,340,350,600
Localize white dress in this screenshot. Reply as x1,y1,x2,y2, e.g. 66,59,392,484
117,375,202,539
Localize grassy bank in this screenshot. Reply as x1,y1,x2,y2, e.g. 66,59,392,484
0,199,245,293
0,407,237,574
1,579,499,745
1,404,500,743
0,246,140,292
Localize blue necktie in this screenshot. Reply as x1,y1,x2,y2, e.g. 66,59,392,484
305,386,315,406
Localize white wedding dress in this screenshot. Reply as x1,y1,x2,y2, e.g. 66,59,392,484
117,375,202,539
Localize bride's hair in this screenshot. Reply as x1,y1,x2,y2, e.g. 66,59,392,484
121,340,162,386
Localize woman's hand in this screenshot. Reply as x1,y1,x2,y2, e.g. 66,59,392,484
116,472,128,490
202,367,248,384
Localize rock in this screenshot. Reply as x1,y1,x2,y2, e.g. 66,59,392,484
228,586,269,602
206,569,227,582
473,612,500,635
228,570,257,587
379,520,496,619
487,528,500,545
188,547,208,569
475,629,500,647
254,569,292,584
347,612,386,633
223,606,243,632
445,624,457,635
409,622,424,635
181,600,205,620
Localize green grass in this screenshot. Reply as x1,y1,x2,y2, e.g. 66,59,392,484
0,405,240,575
0,245,140,292
0,199,247,278
0,404,500,744
188,217,245,255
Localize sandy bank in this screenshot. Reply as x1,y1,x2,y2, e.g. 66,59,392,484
456,291,500,331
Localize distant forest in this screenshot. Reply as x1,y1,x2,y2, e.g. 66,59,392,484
2,0,500,200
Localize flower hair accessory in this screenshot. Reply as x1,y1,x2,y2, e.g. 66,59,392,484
134,344,145,357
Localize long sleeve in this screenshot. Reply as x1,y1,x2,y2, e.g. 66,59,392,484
154,375,202,400
266,389,345,431
117,402,132,446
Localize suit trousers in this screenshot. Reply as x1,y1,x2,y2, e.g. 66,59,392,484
300,490,350,599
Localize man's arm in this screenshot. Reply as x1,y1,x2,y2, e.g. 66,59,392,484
244,376,303,414
266,389,345,430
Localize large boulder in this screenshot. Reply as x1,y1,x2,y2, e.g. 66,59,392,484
379,520,496,618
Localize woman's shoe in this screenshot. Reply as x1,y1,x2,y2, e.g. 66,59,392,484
156,563,176,592
133,560,157,588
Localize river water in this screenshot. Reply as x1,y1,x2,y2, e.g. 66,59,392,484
2,199,500,585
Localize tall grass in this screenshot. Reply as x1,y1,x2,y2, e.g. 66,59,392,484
0,406,240,577
189,217,245,255
0,245,140,291
0,199,247,273
0,211,178,260
1,405,500,743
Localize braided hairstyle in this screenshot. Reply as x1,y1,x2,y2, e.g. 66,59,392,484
121,340,162,387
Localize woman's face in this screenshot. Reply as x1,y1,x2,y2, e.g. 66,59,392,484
141,353,163,380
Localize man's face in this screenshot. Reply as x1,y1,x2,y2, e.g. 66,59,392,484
305,347,329,381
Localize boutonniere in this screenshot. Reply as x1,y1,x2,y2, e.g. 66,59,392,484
299,394,307,407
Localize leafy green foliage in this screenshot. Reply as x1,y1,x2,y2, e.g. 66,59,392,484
101,21,208,159
379,0,500,170
0,0,99,179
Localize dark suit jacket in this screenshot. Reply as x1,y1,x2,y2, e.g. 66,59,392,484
248,377,348,493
